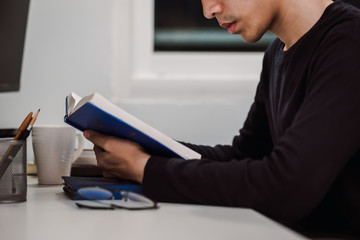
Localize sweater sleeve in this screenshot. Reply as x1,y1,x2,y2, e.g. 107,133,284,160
143,31,360,225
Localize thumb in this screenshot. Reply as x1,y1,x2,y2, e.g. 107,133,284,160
83,130,108,148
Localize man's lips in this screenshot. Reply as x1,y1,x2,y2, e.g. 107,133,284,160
220,22,233,29
220,22,236,33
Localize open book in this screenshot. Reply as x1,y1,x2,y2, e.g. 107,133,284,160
64,92,201,160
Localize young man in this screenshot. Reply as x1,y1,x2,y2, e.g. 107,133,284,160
84,0,360,237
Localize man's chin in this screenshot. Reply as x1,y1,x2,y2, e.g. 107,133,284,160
240,32,264,43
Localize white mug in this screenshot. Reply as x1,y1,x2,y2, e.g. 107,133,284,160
32,125,84,185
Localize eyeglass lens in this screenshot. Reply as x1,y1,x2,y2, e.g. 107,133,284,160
78,187,113,200
76,200,114,209
75,187,157,210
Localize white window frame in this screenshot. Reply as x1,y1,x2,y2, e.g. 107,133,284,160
111,0,264,102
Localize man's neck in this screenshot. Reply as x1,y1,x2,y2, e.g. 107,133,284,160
270,0,334,51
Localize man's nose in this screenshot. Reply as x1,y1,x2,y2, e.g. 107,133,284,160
202,0,222,19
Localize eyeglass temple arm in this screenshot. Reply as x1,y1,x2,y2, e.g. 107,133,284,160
120,191,155,204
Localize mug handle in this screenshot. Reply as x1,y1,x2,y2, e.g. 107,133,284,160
73,132,85,162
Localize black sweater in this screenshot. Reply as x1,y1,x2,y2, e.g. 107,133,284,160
142,1,360,235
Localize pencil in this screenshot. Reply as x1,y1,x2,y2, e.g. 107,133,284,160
19,109,40,140
13,112,33,140
0,111,33,180
29,109,40,128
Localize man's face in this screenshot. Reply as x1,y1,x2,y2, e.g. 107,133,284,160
201,0,277,43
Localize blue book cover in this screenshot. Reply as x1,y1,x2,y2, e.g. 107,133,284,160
64,92,201,160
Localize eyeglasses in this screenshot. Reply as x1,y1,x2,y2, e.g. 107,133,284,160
74,187,158,210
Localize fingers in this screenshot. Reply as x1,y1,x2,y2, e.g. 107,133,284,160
93,145,115,170
93,145,106,168
93,145,105,159
84,130,149,183
84,130,110,150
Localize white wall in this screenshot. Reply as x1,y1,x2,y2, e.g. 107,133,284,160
0,0,256,162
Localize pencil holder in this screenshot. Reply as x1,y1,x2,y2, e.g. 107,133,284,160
0,138,27,203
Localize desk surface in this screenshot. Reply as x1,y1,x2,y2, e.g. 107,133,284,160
0,177,308,240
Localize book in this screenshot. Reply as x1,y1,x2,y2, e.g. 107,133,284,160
64,92,201,160
62,176,142,200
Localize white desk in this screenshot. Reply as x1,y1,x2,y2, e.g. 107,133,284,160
0,177,308,240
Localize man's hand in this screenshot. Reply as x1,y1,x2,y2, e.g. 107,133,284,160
83,130,151,183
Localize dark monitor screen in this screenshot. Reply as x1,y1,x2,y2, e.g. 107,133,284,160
0,0,30,92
